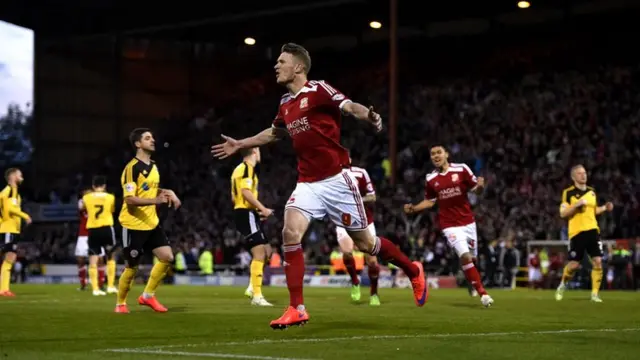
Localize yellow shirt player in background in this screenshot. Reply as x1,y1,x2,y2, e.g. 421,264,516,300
556,164,613,303
232,147,274,306
79,175,117,297
115,128,181,314
0,168,32,297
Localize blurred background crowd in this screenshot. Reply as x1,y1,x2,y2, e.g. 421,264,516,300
2,1,640,289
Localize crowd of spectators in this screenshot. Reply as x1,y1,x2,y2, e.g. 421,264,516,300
12,37,640,280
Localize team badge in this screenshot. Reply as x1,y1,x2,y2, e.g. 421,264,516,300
341,213,352,226
300,97,308,109
451,174,459,183
125,183,135,193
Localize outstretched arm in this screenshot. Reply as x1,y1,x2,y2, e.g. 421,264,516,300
342,103,382,132
211,127,286,159
404,200,435,214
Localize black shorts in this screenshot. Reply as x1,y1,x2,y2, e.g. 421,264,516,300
122,226,168,260
88,226,117,256
233,209,267,248
1,233,20,253
568,229,603,262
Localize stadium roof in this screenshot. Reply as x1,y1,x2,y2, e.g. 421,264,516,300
2,0,627,46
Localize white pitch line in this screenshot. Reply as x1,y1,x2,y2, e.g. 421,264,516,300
102,348,318,360
101,327,640,352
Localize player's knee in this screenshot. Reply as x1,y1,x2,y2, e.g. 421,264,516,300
159,252,174,263
123,247,142,266
592,258,603,269
459,252,474,264
366,255,378,265
282,226,303,245
251,245,266,261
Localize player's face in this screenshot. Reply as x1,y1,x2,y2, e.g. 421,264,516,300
275,53,296,85
13,170,23,184
430,147,448,168
137,132,156,152
572,167,587,184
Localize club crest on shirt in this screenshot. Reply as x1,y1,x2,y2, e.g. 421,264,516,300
451,173,459,183
125,183,135,193
300,97,308,109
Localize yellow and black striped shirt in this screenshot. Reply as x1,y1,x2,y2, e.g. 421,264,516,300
231,162,258,210
119,158,161,230
560,185,599,239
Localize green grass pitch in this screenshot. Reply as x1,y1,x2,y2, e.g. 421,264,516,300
1,285,639,360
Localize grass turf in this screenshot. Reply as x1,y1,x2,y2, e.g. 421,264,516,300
0,284,638,360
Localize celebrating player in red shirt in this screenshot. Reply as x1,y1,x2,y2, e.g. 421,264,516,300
212,43,426,328
335,159,381,306
404,145,494,308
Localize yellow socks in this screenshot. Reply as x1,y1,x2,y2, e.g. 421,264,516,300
89,264,99,291
0,260,14,292
107,260,116,288
591,267,603,295
561,265,576,284
116,267,137,305
250,260,264,297
143,260,170,297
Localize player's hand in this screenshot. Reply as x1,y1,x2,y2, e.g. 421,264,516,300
605,202,614,212
25,216,32,225
403,204,415,215
155,194,170,205
576,199,587,207
476,177,485,188
258,208,274,220
160,189,182,209
211,134,241,159
368,106,382,132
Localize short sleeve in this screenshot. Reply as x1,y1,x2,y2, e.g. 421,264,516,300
239,165,254,190
560,189,570,209
313,80,351,112
272,104,286,129
122,164,139,198
425,178,437,202
461,163,478,187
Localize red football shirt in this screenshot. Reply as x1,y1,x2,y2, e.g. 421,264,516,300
424,163,478,230
273,80,351,183
78,199,88,237
350,166,375,225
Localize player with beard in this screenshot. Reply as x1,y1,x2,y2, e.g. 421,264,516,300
0,168,32,296
212,43,427,329
404,145,494,308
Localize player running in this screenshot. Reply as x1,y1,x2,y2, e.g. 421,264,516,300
337,160,381,305
404,145,494,308
80,176,118,296
555,165,613,302
115,128,181,313
212,43,427,329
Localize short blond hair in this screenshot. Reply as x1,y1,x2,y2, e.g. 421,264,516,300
281,43,311,74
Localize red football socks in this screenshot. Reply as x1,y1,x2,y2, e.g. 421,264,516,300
343,253,360,286
283,243,305,308
373,237,419,278
368,263,380,295
98,267,106,288
462,261,487,296
78,265,87,288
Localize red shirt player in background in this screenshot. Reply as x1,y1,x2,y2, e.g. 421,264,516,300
74,189,105,291
335,156,381,306
213,43,426,329
404,145,494,308
528,248,543,289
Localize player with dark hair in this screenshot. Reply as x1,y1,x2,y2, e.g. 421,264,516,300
404,145,494,308
213,43,427,329
76,188,106,291
115,128,181,313
0,168,31,296
555,164,613,302
79,175,118,296
232,147,274,306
